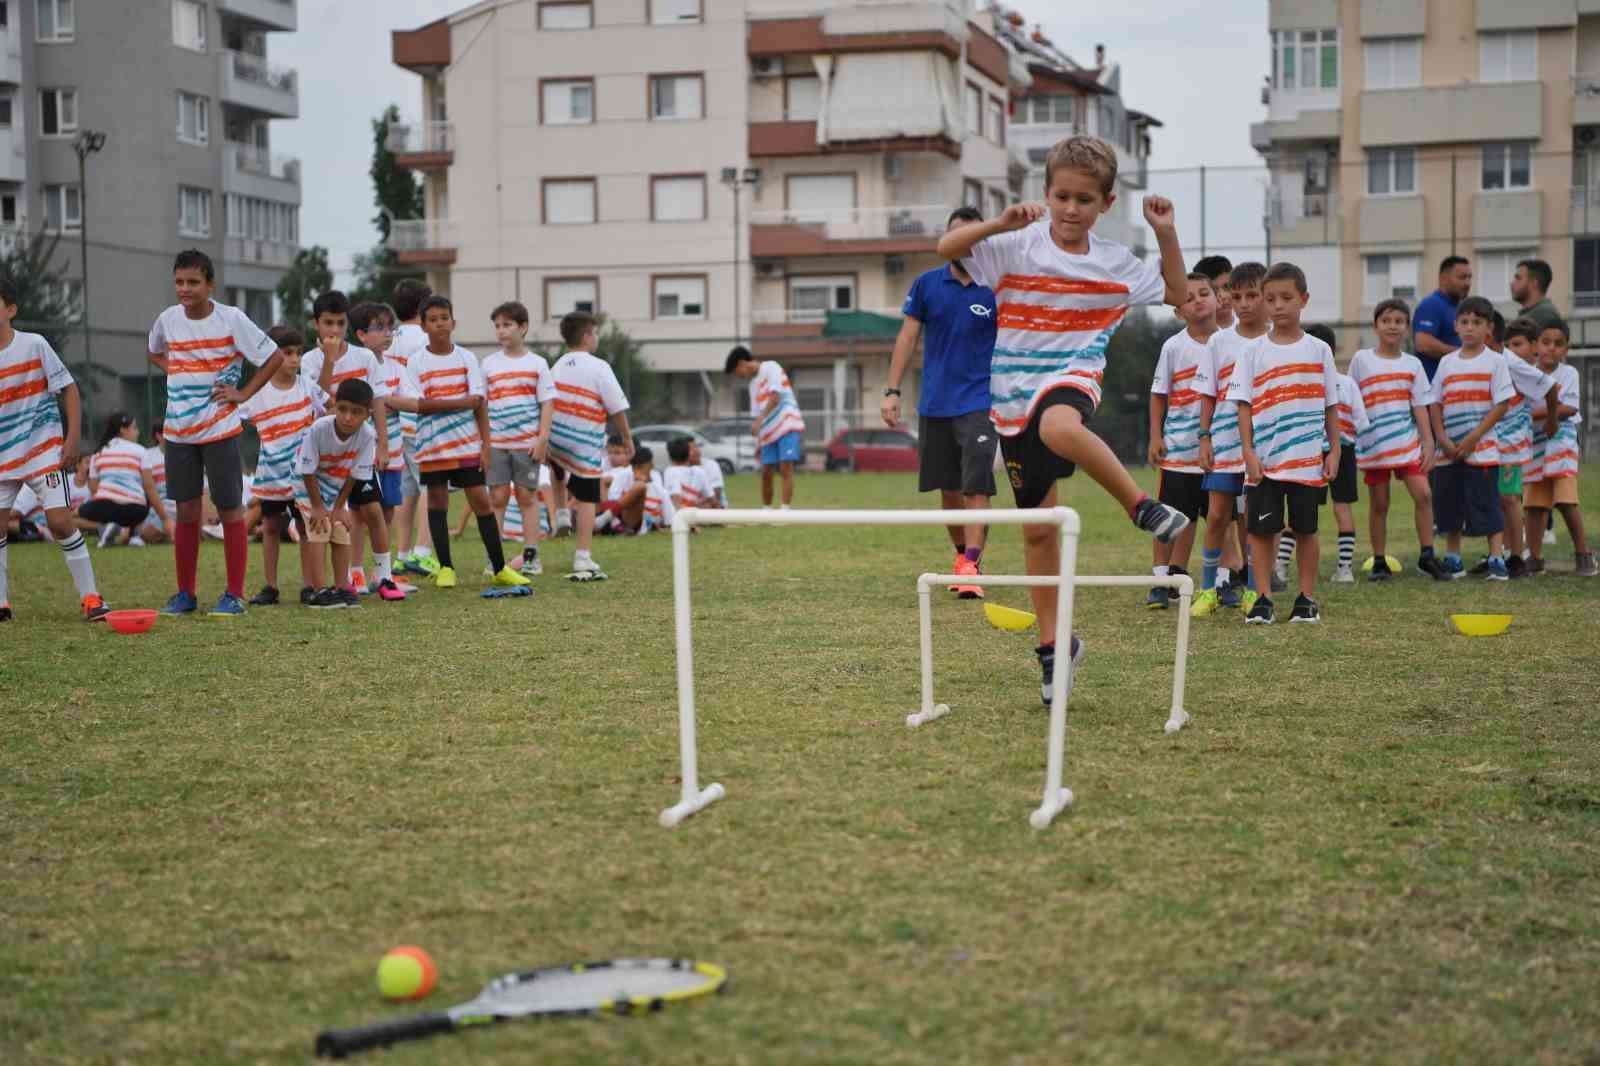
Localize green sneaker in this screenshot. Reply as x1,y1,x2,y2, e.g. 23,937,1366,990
1190,587,1220,617
414,551,441,576
1239,588,1259,615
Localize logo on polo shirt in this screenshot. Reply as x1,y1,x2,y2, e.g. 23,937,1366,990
969,304,993,318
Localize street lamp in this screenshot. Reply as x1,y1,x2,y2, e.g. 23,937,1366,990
720,165,761,348
72,130,107,429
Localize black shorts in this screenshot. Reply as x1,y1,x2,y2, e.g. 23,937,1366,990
1157,469,1206,521
999,387,1093,509
347,477,385,508
1431,463,1503,537
79,499,151,528
1246,477,1325,536
1330,444,1358,504
420,464,487,490
259,497,307,532
918,410,997,496
550,461,601,504
165,437,244,509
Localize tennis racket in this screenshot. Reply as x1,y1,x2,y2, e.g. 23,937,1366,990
314,957,727,1059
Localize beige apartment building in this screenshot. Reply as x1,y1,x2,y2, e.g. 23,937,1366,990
1253,0,1600,351
389,0,1156,434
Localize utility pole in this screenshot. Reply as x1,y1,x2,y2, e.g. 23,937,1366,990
719,166,761,349
72,130,107,430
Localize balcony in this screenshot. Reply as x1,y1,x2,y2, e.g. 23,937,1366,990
217,0,296,32
750,204,949,257
1473,189,1541,250
0,22,21,84
1250,108,1340,152
222,142,301,202
0,126,24,183
225,235,296,269
1267,189,1340,247
220,50,299,119
1358,83,1540,147
385,121,454,170
749,119,959,159
390,218,458,266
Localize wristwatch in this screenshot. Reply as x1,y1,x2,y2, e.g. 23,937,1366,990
884,388,901,398
1197,429,1212,438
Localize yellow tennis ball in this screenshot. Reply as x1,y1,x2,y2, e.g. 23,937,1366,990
377,946,437,1001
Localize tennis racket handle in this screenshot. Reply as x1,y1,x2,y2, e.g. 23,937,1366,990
314,1012,454,1058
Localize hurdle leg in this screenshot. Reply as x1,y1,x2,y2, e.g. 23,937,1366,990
660,516,725,827
906,575,949,727
1165,574,1192,734
1031,515,1079,829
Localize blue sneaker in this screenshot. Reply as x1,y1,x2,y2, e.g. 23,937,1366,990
210,591,247,617
1484,556,1509,582
160,590,198,615
1440,555,1466,580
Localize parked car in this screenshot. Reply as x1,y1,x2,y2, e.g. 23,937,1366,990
697,418,760,472
824,428,919,472
632,424,743,474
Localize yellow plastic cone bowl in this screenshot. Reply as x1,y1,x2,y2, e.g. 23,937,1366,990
1450,613,1513,637
984,602,1037,632
1361,554,1402,573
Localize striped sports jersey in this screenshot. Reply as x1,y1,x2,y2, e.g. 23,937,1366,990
699,457,726,503
1429,349,1515,467
89,437,149,505
482,351,556,450
962,223,1165,435
294,416,376,509
148,302,277,445
1226,332,1338,486
389,324,428,442
241,377,329,501
141,445,174,521
300,344,390,396
550,350,628,478
1492,351,1555,471
1204,327,1255,473
1333,373,1369,447
663,463,710,508
1150,329,1216,474
1349,349,1430,470
376,358,411,472
0,330,74,483
750,361,806,446
403,346,486,472
1544,364,1581,479
643,471,675,532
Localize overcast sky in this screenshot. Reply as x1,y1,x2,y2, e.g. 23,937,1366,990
277,0,1271,282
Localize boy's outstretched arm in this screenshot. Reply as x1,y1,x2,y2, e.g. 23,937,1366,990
1142,197,1188,306
936,203,1044,261
58,382,82,470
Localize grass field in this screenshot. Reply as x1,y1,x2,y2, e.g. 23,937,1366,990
3,468,1599,1065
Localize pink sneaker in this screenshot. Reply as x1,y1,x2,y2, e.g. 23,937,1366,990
376,578,406,602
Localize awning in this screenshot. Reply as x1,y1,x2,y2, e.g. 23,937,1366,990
818,52,960,144
823,309,903,339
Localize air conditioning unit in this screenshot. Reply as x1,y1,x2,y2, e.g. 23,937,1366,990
754,260,785,279
884,155,904,181
751,57,781,79
885,255,905,277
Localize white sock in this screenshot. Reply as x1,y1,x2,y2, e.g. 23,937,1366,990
415,544,434,558
1152,564,1169,578
0,536,9,604
1217,566,1232,586
59,532,98,597
575,549,592,564
374,551,392,582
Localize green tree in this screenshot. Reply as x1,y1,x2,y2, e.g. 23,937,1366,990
348,245,420,308
595,322,674,423
0,229,79,355
1099,308,1184,462
371,104,423,242
275,245,333,335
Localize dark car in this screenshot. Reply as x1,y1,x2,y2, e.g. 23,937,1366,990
824,428,918,472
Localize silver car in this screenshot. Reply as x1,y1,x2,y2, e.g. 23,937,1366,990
632,424,752,474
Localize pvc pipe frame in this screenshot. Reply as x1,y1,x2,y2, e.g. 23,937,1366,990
661,506,1083,829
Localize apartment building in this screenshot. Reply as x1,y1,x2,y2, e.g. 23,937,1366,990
1252,0,1600,352
389,0,1161,433
0,0,300,413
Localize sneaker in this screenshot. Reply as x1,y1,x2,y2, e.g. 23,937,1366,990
209,592,247,617
1132,498,1190,544
1036,635,1086,708
1190,587,1220,617
399,552,428,576
1218,581,1242,609
391,578,419,595
435,566,457,589
308,586,345,610
1576,552,1599,578
413,551,441,576
81,594,110,622
1245,595,1275,625
1288,595,1320,623
1440,556,1466,580
1468,557,1491,577
1370,556,1393,583
1332,564,1355,584
201,523,224,541
0,605,11,622
1506,554,1527,579
160,590,198,615
568,556,608,582
128,535,146,547
249,585,281,607
376,578,406,602
349,568,369,594
299,586,317,606
1484,557,1509,581
1526,556,1546,576
1145,585,1170,609
97,523,120,549
520,551,543,577
1544,527,1558,546
1270,564,1288,594
1239,588,1260,615
337,586,363,609
1417,553,1449,581
952,555,984,600
492,565,532,588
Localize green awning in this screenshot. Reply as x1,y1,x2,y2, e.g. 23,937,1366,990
822,309,902,339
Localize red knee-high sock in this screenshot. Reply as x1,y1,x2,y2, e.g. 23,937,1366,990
223,520,248,598
175,521,200,595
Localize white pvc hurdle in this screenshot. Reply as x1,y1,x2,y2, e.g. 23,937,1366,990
662,506,1082,830
907,572,1193,740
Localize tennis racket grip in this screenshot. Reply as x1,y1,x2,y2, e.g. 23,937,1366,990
314,1011,454,1058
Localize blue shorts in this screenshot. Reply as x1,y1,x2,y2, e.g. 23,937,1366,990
378,469,403,509
1201,471,1245,494
759,431,803,466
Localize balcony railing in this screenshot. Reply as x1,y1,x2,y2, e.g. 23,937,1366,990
390,218,458,251
228,49,297,93
385,120,454,156
749,204,952,241
1267,189,1337,228
226,142,300,182
225,235,295,268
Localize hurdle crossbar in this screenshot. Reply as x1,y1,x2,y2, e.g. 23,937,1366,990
662,507,1082,829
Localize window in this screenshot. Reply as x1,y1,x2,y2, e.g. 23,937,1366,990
964,81,982,137
962,179,982,209
36,0,73,41
1019,93,1079,127
788,275,854,321
650,74,704,121
1364,37,1420,89
172,0,206,51
0,94,11,127
177,91,209,144
785,75,820,120
1482,142,1532,191
1576,238,1600,308
43,184,80,230
543,178,596,224
0,2,7,27
39,88,77,137
650,0,700,25
538,1,591,29
545,277,598,319
1,194,17,224
1476,249,1535,303
987,187,1006,219
988,95,1005,146
651,174,705,221
786,173,855,220
1272,29,1338,90
541,79,594,125
1480,31,1536,83
653,275,707,319
179,186,211,237
1367,147,1415,196
1363,254,1419,304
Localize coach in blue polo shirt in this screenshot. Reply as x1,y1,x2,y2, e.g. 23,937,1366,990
1413,255,1472,381
881,206,998,597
